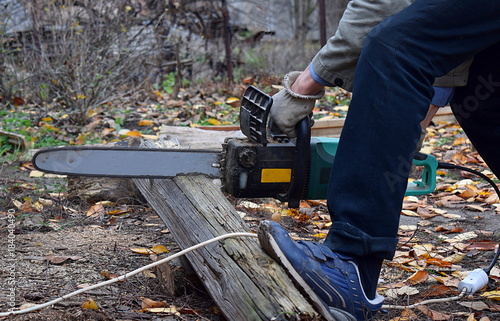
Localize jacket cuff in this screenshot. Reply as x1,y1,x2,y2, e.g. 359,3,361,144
431,86,455,107
309,63,335,87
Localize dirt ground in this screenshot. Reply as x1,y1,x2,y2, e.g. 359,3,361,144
0,164,224,321
2,124,500,321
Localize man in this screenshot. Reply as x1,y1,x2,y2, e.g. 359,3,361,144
258,1,500,320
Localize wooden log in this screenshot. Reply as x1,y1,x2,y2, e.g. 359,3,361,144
133,175,320,321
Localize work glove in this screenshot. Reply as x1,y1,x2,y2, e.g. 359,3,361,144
271,71,325,138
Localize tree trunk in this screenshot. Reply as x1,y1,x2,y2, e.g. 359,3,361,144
221,0,233,84
318,0,326,46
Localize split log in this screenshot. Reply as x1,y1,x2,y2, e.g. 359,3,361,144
133,175,320,321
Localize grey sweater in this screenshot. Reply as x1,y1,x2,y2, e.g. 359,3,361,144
310,0,472,91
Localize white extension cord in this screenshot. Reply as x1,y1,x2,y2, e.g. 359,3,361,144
382,268,488,310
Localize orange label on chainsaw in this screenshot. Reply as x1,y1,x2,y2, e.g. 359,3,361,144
261,168,292,183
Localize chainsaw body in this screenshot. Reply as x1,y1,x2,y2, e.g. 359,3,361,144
221,86,438,207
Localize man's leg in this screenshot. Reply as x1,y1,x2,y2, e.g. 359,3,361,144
324,0,500,299
260,1,500,320
451,42,500,177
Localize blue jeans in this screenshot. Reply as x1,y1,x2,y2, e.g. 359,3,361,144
323,0,500,296
451,42,500,177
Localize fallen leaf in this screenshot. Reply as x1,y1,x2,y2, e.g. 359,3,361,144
406,270,428,285
459,301,490,311
206,118,221,126
144,306,179,314
443,231,478,243
404,196,420,203
44,255,81,264
467,241,498,251
430,208,448,215
87,109,99,117
125,130,143,137
96,200,115,206
399,225,418,231
453,137,467,146
242,76,253,84
270,212,281,222
130,248,155,255
397,285,419,296
425,258,452,268
12,97,26,106
87,203,105,217
465,204,486,212
384,288,399,299
178,307,200,315
441,213,462,219
29,170,45,178
402,202,419,210
143,270,156,278
443,253,465,264
139,120,154,126
38,198,53,206
458,189,477,199
435,226,449,232
484,194,500,204
100,270,123,281
101,128,115,136
19,303,39,310
238,201,260,211
421,284,455,297
312,233,327,239
130,245,169,255
106,209,130,216
141,298,169,310
402,210,419,217
445,227,463,234
81,299,99,310
151,245,169,254
489,266,500,278
481,291,500,300
13,199,34,212
388,308,418,321
416,305,451,320
225,97,240,107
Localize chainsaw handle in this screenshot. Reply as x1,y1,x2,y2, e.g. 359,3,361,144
285,116,311,208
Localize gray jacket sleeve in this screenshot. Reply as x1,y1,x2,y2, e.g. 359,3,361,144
311,0,470,91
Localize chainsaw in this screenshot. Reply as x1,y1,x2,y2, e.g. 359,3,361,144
32,86,438,208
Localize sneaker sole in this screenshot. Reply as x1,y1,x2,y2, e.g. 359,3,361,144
259,222,357,321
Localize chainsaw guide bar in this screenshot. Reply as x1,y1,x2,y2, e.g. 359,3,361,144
33,146,222,178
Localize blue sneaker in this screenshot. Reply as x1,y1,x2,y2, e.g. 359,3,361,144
258,220,384,321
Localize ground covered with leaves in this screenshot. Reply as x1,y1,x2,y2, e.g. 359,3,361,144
1,85,500,321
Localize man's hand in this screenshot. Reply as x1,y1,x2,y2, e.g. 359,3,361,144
271,71,325,138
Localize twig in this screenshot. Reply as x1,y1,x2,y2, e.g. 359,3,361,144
382,288,467,310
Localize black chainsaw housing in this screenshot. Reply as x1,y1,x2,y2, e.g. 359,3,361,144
222,137,304,200
222,86,311,207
